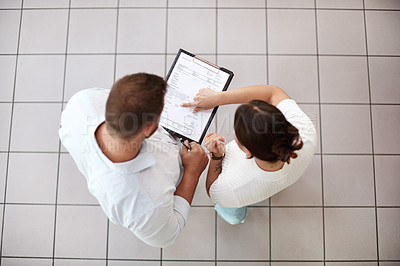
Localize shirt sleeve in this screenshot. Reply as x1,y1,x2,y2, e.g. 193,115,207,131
129,195,190,248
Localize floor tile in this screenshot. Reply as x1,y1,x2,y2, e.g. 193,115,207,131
108,262,159,266
0,10,20,54
192,164,214,206
269,55,319,103
369,57,400,104
321,105,372,154
220,263,269,266
216,55,267,142
116,55,165,81
0,154,7,203
219,0,265,7
325,208,377,260
2,205,55,256
68,9,117,53
2,258,53,266
316,0,363,8
218,9,266,54
365,0,400,10
19,10,68,54
65,55,114,101
164,263,214,266
23,0,69,8
7,153,57,203
317,10,366,55
379,263,400,266
326,263,377,266
372,105,400,154
169,0,216,7
119,0,166,7
70,0,118,7
375,156,400,206
268,10,316,54
0,0,22,8
298,104,321,153
366,11,400,55
271,155,322,206
57,153,98,204
117,9,166,53
15,55,64,101
108,222,160,260
167,9,215,54
217,55,267,90
319,56,370,103
271,208,323,260
0,103,12,151
377,208,400,260
55,206,108,258
55,259,106,266
272,263,324,266
163,207,215,260
0,56,16,101
217,208,269,260
323,155,375,206
10,103,61,152
268,0,314,8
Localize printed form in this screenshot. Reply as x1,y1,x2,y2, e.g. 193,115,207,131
160,53,230,142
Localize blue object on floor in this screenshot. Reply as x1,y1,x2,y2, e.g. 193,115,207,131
215,204,247,225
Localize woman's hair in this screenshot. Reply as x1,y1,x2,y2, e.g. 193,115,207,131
234,100,303,163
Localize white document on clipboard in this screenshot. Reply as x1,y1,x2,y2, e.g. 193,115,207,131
160,51,233,143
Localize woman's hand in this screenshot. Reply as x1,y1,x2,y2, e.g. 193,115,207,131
204,132,225,157
181,88,221,113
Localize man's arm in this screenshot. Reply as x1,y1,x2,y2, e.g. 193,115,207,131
175,141,209,205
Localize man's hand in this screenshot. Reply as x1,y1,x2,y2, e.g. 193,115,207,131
204,132,225,157
181,141,209,177
181,88,221,113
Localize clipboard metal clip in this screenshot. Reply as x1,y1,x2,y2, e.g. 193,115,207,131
193,56,220,74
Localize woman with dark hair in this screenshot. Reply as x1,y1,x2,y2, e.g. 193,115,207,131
182,85,317,224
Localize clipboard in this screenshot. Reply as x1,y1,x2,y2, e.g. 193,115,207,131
160,49,234,144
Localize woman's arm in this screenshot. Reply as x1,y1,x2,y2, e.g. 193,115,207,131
182,85,291,112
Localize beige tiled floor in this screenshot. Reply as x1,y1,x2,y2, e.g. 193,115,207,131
0,0,399,265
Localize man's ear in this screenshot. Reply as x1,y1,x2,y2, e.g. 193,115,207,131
142,122,157,138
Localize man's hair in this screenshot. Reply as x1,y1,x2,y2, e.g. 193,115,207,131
234,100,303,163
105,73,167,140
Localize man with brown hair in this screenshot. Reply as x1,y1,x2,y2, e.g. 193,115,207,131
59,73,208,247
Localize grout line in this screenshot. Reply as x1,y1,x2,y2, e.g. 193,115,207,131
265,1,272,265
105,1,121,265
0,0,24,259
313,1,327,265
51,1,71,265
160,2,168,263
1,52,400,57
161,1,168,263
362,0,380,264
163,0,169,79
2,6,400,11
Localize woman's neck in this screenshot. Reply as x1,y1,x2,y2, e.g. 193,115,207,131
95,122,143,163
254,157,285,172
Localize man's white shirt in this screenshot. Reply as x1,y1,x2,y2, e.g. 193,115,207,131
59,88,190,248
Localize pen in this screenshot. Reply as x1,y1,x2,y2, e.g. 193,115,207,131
181,140,191,150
